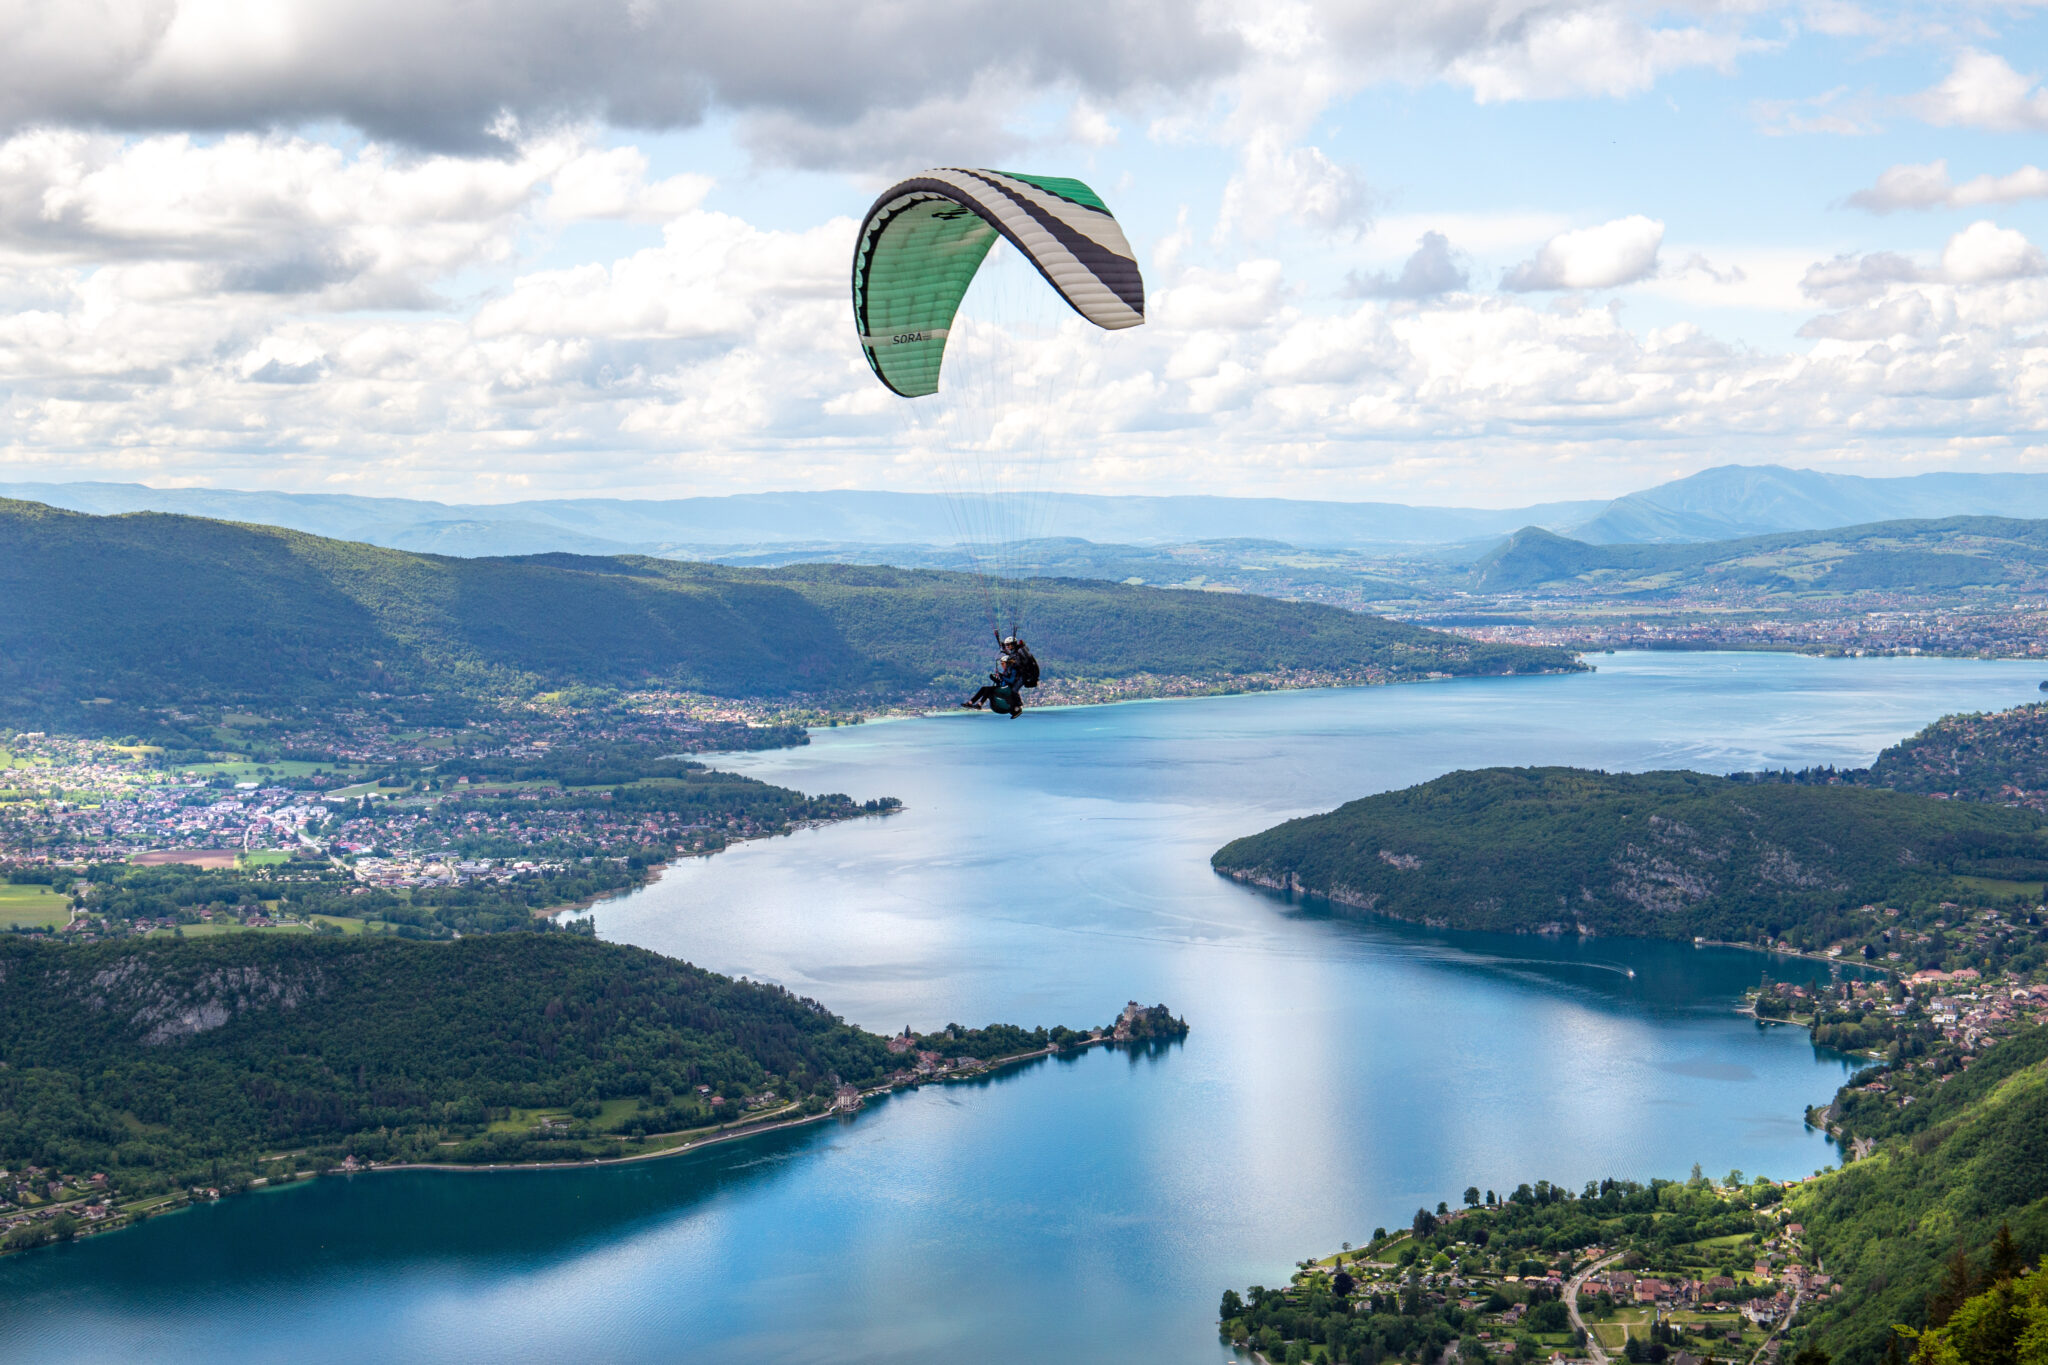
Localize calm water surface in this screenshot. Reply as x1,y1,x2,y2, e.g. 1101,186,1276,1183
6,653,2043,1364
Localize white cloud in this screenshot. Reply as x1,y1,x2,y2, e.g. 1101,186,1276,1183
1216,135,1373,241
1846,159,2048,213
0,126,693,309
1801,251,1925,306
0,0,1797,178
1447,7,1759,103
1152,260,1287,330
1501,216,1664,292
0,0,1243,159
1344,232,1469,299
1941,221,2047,285
1908,50,2048,132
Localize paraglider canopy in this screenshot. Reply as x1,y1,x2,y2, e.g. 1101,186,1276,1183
851,169,1145,398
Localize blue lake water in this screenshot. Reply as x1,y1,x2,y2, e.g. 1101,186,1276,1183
5,652,2044,1364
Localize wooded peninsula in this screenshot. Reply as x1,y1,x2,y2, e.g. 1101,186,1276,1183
0,930,1187,1252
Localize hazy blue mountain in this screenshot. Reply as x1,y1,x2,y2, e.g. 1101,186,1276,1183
0,481,1600,551
14,465,2048,558
1564,465,2048,544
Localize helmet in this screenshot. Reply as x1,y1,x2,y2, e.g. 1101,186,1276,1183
1001,636,1021,648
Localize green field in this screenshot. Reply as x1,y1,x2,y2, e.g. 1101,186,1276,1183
486,1097,649,1135
237,851,291,867
0,883,70,929
186,759,351,781
146,921,313,938
326,779,397,799
1953,875,2046,898
309,915,373,935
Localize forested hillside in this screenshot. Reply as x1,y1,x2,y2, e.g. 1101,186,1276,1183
1793,1023,2048,1365
1865,704,2048,805
0,933,894,1182
1211,768,2048,942
0,499,1576,727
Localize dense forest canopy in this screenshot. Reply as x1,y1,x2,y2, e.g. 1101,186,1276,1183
0,934,894,1181
1211,767,2048,942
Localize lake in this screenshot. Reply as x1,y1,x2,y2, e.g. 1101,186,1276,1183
5,652,2042,1364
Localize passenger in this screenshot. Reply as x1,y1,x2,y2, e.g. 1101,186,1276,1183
961,631,1031,715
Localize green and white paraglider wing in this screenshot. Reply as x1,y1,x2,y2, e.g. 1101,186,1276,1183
851,169,1145,398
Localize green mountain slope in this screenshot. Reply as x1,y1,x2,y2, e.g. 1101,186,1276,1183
1793,1024,2048,1365
1210,767,2048,940
1865,705,2048,803
0,499,1577,725
1474,516,2048,594
0,933,893,1176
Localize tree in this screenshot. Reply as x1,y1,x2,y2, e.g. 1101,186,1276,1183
1415,1207,1439,1238
1986,1224,2023,1284
1928,1243,1980,1327
1790,1344,1830,1365
1465,1186,1482,1207
1438,1201,1450,1217
1220,1289,1244,1321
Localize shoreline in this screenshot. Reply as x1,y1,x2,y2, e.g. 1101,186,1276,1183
5,1033,1153,1255
1221,872,1894,977
536,807,900,920
709,660,1597,738
353,1034,1121,1176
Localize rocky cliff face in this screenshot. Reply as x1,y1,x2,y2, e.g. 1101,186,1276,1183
49,956,328,1044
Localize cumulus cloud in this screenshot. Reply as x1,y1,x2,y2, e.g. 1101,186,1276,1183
12,202,2048,503
1801,224,2047,305
1846,159,2048,213
1793,222,2048,347
1344,232,1469,299
0,0,1241,157
1501,216,1664,292
0,0,1797,170
1800,251,1926,306
1446,6,1760,103
1941,221,2047,285
1908,50,2048,132
0,126,704,310
1216,136,1373,240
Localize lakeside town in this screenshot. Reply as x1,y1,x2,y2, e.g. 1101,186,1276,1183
1428,604,2048,661
1228,1176,1826,1365
0,719,897,940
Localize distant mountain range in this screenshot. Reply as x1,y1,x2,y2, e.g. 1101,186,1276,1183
1564,465,2048,544
17,464,2048,559
0,481,1599,556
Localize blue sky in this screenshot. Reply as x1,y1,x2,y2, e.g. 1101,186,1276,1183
1,0,2045,506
